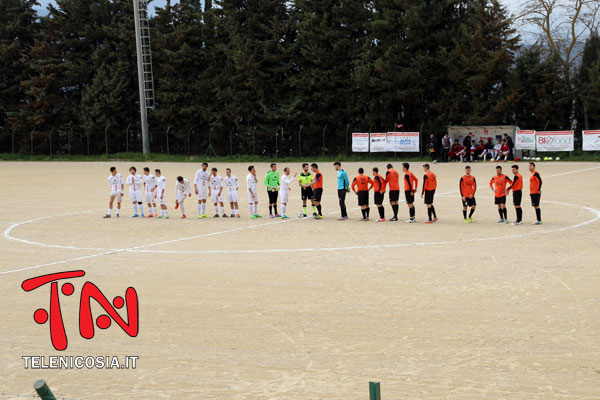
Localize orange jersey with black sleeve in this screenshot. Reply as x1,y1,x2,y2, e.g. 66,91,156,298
530,170,542,194
404,171,418,192
459,175,476,198
422,171,437,194
312,170,323,189
351,174,373,192
373,173,386,193
489,174,512,197
385,169,400,191
508,173,523,191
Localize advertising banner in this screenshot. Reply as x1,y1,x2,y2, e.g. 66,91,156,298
369,133,387,152
386,132,420,152
535,131,574,152
583,130,600,151
515,130,536,150
351,133,369,152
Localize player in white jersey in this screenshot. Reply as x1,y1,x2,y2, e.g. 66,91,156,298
174,176,191,218
143,167,158,218
208,168,226,217
279,167,297,219
104,166,123,218
154,169,169,218
224,168,240,218
246,165,262,219
125,166,144,217
194,162,210,218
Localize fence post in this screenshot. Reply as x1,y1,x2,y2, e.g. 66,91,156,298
187,127,192,157
369,381,381,400
345,123,350,156
86,131,90,156
165,125,171,155
322,123,327,153
30,131,33,156
229,126,234,156
298,125,303,157
67,129,72,155
275,127,279,159
48,131,52,155
125,123,131,153
34,379,56,400
11,128,15,153
104,123,111,156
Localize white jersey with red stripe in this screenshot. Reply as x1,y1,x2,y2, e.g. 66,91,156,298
125,174,143,193
144,174,158,192
107,173,123,194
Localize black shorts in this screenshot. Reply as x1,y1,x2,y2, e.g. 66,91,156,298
424,190,435,205
389,190,400,202
358,191,369,206
267,190,279,204
494,196,506,205
462,197,476,207
313,188,323,202
512,190,522,206
374,192,384,205
301,187,314,201
405,190,415,204
530,193,541,207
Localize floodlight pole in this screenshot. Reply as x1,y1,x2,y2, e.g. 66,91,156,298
133,0,150,154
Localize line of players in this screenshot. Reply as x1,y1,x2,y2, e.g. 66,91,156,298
104,161,543,225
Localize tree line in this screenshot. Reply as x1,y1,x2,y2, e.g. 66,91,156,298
1,0,599,156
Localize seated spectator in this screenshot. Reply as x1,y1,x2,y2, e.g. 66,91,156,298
473,140,485,160
449,142,463,161
482,137,494,161
496,138,510,161
493,138,502,160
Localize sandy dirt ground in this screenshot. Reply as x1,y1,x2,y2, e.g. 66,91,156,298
1,160,599,399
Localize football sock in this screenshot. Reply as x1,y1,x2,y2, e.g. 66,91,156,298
316,205,322,216
463,210,467,219
469,208,475,218
536,208,541,221
431,206,437,218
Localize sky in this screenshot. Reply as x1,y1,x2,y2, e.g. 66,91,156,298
34,0,523,18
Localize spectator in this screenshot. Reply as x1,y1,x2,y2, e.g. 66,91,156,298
493,138,502,159
441,133,451,162
462,132,473,162
504,133,515,160
427,134,438,162
473,140,485,160
449,142,463,162
482,137,494,161
496,138,510,161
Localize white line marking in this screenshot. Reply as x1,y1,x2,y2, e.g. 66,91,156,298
1,166,599,275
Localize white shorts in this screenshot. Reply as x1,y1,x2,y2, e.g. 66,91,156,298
226,190,238,203
156,191,166,205
197,186,208,201
129,191,142,203
176,193,188,203
145,191,156,204
211,191,223,203
247,190,258,204
280,189,289,204
110,191,122,203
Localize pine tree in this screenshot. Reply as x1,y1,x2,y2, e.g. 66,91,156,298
576,34,600,130
0,0,38,148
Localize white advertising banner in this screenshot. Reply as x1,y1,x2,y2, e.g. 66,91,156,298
386,132,420,152
535,131,574,152
515,130,536,150
352,133,369,152
583,130,600,151
369,133,387,152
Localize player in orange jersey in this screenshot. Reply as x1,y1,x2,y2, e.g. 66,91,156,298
489,165,513,223
402,162,418,223
352,168,374,221
421,163,438,223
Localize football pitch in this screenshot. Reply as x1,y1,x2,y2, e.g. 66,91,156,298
1,160,599,399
